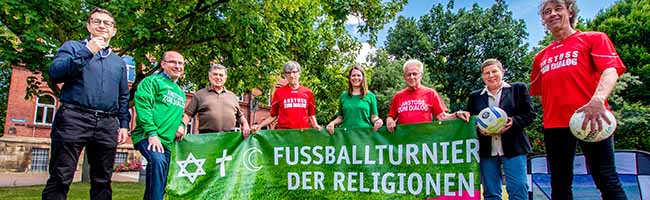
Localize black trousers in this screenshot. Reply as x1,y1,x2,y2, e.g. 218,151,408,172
544,128,627,200
42,106,119,200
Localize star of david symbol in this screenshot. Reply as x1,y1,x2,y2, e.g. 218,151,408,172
176,153,206,183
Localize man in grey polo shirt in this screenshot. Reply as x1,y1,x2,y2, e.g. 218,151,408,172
182,64,251,137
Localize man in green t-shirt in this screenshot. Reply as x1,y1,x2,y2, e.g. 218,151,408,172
131,51,186,200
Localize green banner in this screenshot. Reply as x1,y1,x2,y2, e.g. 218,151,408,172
166,119,480,199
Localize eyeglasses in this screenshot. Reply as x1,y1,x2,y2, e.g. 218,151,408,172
405,72,421,77
89,18,115,27
285,70,300,74
164,60,185,66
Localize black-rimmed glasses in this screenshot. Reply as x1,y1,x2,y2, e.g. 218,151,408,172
89,18,115,28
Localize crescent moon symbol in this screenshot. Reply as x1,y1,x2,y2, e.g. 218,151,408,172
242,148,263,171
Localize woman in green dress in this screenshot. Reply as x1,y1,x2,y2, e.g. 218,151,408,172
326,65,383,134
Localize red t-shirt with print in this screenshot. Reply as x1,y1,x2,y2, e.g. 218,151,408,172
530,31,625,128
270,85,316,129
388,86,448,124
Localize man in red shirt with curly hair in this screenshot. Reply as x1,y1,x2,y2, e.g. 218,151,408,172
530,0,627,199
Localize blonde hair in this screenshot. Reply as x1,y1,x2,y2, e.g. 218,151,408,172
480,59,504,72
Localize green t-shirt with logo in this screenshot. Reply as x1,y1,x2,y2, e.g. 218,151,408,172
336,91,379,128
131,73,185,151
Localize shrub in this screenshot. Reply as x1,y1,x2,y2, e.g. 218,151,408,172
113,161,143,173
614,102,650,152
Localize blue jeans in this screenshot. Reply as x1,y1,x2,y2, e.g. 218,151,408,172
136,139,171,200
544,128,627,200
480,154,528,200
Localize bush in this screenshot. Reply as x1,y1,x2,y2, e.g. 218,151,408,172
614,102,650,152
113,161,143,173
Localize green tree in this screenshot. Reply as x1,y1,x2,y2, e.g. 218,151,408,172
384,0,531,111
588,0,650,105
0,0,407,125
608,73,649,151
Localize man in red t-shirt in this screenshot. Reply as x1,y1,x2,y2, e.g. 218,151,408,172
253,61,322,131
530,0,626,199
386,59,470,133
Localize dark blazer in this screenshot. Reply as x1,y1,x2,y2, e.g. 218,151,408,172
466,82,536,158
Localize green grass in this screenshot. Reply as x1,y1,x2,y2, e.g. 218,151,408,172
0,182,145,200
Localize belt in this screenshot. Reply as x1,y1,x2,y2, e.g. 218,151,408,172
63,103,117,118
199,129,235,134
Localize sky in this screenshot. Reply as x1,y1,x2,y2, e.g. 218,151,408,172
347,0,619,62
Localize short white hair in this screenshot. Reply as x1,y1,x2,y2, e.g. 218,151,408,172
283,60,301,73
403,59,424,74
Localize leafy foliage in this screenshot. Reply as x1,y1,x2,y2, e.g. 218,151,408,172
0,0,407,125
615,102,650,152
609,73,649,151
588,0,650,105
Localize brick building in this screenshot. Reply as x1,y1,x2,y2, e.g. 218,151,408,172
1,64,272,172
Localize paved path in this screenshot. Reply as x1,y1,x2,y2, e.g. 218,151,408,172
0,171,140,187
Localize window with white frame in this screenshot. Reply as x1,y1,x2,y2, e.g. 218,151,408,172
31,148,49,172
34,94,56,125
122,55,136,82
115,152,128,165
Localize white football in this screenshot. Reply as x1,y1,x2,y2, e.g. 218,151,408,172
569,110,617,142
476,107,508,135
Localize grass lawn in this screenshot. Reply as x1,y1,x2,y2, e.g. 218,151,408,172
0,182,144,200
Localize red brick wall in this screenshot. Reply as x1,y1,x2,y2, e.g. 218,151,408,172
3,66,54,138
